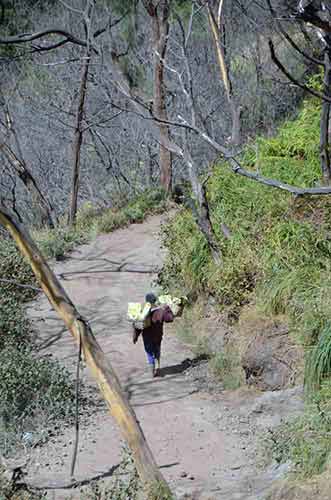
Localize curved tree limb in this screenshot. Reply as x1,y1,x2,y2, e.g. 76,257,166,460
229,157,331,195
269,39,331,103
0,28,87,47
266,0,324,67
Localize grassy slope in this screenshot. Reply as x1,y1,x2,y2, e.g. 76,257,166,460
160,95,329,382
159,96,331,479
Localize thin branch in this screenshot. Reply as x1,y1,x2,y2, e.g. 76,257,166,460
217,0,224,30
81,110,123,133
269,40,331,103
35,57,81,67
185,4,195,48
266,0,324,67
229,157,331,196
58,0,84,15
0,278,41,292
31,38,70,52
0,29,87,47
298,10,331,34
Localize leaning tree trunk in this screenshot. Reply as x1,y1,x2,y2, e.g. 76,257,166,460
150,0,172,193
0,206,172,497
207,4,241,146
0,143,54,228
187,184,222,265
184,145,223,264
68,50,90,225
320,46,331,185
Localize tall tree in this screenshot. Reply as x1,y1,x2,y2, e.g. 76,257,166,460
142,0,173,193
69,0,95,225
206,0,242,145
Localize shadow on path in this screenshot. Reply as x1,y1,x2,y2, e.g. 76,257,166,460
24,463,121,491
159,354,210,377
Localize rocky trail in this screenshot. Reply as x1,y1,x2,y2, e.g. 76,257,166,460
24,213,303,499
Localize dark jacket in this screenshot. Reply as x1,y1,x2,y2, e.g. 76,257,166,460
133,305,174,345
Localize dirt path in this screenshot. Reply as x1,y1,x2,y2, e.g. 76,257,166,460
25,213,303,499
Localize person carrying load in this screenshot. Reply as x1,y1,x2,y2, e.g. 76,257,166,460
128,292,185,377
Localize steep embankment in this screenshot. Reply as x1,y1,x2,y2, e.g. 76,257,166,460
24,213,303,500
159,93,331,496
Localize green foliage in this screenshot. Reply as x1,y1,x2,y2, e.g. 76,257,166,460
146,481,174,500
209,350,243,390
96,210,129,233
174,304,211,357
266,381,331,477
160,96,331,391
33,225,87,260
0,235,75,444
305,322,331,392
0,298,31,351
0,346,75,429
32,188,167,260
159,210,210,296
79,450,140,500
0,238,36,302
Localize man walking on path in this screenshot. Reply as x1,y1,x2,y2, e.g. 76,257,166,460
133,292,174,377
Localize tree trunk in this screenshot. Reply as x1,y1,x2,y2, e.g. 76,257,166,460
184,146,222,264
320,47,331,185
207,4,241,146
150,0,172,192
0,143,54,227
68,52,90,225
0,206,172,497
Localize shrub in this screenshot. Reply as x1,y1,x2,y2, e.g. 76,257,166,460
159,210,210,296
80,450,140,500
0,346,75,430
76,201,102,232
123,205,145,223
0,297,31,350
210,350,244,390
96,210,129,233
266,381,331,477
0,238,36,302
33,225,86,260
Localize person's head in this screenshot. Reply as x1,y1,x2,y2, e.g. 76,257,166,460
145,292,157,304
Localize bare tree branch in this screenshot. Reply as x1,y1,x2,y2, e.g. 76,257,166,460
0,29,87,48
229,157,331,195
0,278,41,292
266,0,324,67
269,39,331,103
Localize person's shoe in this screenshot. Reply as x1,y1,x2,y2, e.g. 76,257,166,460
150,364,156,377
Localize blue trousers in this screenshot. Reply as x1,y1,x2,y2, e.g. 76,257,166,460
143,337,161,365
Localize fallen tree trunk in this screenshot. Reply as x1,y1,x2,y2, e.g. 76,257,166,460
0,206,172,498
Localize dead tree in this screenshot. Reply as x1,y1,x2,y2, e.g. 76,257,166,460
0,0,111,225
142,0,173,193
0,204,172,497
320,41,331,184
206,0,242,145
69,0,94,225
267,0,331,184
0,107,55,227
